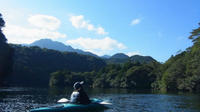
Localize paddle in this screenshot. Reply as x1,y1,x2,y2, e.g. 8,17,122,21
99,101,112,105
57,98,70,103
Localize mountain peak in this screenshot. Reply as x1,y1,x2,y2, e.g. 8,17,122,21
130,55,155,63
29,39,98,57
101,55,111,59
30,39,74,51
111,53,129,59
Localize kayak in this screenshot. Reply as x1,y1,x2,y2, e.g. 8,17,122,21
29,98,110,112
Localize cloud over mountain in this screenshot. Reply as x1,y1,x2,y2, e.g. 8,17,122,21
28,14,61,31
66,37,126,55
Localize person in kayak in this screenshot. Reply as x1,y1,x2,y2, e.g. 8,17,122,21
70,81,91,104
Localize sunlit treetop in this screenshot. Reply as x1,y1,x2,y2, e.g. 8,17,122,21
189,23,200,43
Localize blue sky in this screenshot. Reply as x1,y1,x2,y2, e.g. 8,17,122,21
0,0,200,62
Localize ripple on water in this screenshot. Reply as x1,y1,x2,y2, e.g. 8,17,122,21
0,87,200,112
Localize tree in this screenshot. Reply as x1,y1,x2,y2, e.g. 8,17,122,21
189,23,200,42
0,13,7,42
0,13,13,86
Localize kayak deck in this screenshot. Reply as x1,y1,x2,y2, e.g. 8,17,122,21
30,99,108,112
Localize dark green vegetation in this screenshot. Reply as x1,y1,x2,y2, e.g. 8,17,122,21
49,61,160,89
0,13,13,86
5,45,105,86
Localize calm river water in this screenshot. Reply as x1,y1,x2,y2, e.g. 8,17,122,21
0,87,200,112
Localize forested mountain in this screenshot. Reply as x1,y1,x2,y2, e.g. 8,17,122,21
29,39,98,57
29,39,156,64
0,13,13,86
105,53,156,64
130,55,156,63
106,53,129,64
111,53,129,59
5,45,106,86
30,39,74,51
101,55,111,59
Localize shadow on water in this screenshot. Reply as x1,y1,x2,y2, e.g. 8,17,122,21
0,87,200,112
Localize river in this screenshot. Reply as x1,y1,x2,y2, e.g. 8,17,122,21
0,87,199,112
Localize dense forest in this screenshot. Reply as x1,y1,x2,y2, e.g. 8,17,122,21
49,61,160,89
0,13,13,86
5,45,106,86
0,12,200,92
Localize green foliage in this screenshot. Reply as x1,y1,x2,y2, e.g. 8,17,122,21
50,61,160,89
49,70,94,87
189,23,200,41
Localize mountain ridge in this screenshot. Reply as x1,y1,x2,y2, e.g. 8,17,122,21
27,39,156,64
29,39,98,57
106,53,156,64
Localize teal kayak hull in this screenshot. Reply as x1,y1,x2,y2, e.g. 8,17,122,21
29,99,108,112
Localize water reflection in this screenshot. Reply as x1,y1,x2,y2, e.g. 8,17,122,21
0,87,199,112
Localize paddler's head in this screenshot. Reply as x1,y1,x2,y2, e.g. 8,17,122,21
73,81,84,90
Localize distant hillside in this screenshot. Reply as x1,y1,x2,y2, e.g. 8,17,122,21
111,53,129,59
130,55,156,63
5,44,106,86
106,53,129,64
29,39,98,57
101,55,111,59
106,53,155,64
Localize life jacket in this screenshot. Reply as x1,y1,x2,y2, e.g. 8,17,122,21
70,89,91,104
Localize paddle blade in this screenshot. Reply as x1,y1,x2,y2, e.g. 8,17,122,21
57,98,69,103
100,101,112,105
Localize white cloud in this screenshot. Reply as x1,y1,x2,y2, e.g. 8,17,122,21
69,15,107,35
69,15,87,29
126,52,141,57
28,14,61,31
2,14,66,44
131,18,141,25
66,37,126,52
3,24,66,44
96,27,107,35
